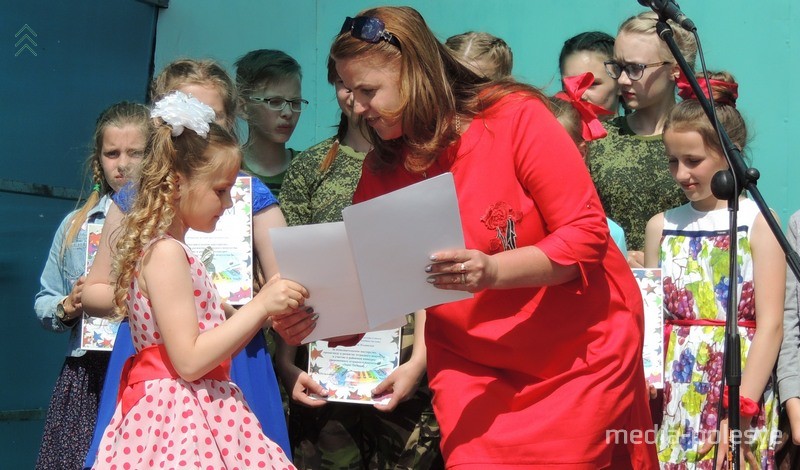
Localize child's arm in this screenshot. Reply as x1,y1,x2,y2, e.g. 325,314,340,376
741,212,785,405
643,213,664,268
143,239,308,381
778,213,800,439
82,202,123,317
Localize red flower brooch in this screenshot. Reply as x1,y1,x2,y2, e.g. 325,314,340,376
480,201,522,253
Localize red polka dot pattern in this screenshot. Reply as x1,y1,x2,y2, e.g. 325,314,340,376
92,238,294,469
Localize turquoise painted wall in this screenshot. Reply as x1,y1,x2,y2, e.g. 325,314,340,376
155,1,798,220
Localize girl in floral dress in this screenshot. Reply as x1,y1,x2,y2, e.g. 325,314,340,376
91,91,306,469
644,71,784,469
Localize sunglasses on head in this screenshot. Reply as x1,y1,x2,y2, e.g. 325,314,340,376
340,16,401,49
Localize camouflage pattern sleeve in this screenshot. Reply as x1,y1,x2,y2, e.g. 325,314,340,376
588,118,687,251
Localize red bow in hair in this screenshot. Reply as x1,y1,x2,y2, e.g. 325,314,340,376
555,72,613,142
676,71,738,107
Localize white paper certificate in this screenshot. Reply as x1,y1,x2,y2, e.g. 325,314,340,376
633,268,665,388
185,176,253,305
308,328,402,405
270,173,472,342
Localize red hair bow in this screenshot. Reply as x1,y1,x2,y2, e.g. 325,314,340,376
676,71,738,107
555,72,613,142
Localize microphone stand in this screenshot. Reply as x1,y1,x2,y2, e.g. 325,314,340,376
656,19,800,469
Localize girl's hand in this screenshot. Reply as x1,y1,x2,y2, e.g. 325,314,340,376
371,359,425,412
276,361,328,407
697,415,760,469
255,274,309,318
65,275,86,320
425,249,497,293
272,308,317,345
786,397,800,445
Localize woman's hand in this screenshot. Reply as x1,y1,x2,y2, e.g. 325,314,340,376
371,358,426,412
425,249,497,293
272,308,318,345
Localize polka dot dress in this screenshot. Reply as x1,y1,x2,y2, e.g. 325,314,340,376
91,237,295,470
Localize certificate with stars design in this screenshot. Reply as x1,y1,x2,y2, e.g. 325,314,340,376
185,176,253,305
633,268,664,388
81,222,121,351
308,328,402,405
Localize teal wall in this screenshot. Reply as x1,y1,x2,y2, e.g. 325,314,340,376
155,0,800,222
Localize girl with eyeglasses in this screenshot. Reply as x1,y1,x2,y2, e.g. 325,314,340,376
324,6,658,468
589,11,697,268
235,49,306,198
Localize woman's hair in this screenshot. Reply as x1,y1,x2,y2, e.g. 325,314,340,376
664,70,746,154
558,31,615,76
62,102,150,253
111,120,240,320
330,6,544,172
150,59,238,132
444,31,513,80
234,49,302,97
618,11,697,71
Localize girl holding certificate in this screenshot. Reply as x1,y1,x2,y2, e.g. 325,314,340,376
34,102,149,470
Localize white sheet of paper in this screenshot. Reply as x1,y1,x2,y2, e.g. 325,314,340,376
342,172,471,328
270,222,375,342
270,172,471,342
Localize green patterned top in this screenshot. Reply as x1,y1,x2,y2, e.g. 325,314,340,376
279,136,366,226
241,148,297,199
588,116,686,250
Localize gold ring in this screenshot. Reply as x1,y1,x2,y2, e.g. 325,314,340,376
460,262,466,273
461,273,467,284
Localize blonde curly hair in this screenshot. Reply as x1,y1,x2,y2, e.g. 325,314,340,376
111,119,239,320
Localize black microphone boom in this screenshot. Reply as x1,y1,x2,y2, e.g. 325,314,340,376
637,0,697,31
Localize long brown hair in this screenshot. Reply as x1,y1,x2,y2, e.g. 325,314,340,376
330,6,545,173
62,102,150,256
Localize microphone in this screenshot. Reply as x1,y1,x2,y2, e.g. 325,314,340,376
637,0,697,32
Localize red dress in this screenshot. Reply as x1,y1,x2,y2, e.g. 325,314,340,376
354,95,657,469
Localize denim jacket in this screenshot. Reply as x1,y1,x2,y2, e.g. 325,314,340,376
34,195,111,357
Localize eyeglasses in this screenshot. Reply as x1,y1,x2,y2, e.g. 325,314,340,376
340,16,401,49
603,60,672,81
248,96,309,112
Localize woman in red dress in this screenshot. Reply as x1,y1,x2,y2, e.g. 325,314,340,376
327,6,657,469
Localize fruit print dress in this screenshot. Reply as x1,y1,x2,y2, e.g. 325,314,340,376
91,237,294,470
656,199,778,469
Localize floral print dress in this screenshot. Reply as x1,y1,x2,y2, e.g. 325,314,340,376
656,199,778,469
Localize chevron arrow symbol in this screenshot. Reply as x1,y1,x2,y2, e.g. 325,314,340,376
14,24,38,57
15,24,37,38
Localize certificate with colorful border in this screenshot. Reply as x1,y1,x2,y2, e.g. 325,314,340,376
308,328,402,405
185,176,253,305
81,222,120,351
633,268,664,388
